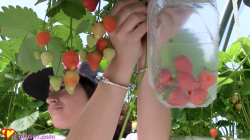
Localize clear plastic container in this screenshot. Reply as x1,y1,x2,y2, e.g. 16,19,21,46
147,0,219,108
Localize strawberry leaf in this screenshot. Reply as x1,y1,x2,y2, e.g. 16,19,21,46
76,19,90,35
15,108,29,120
17,35,46,73
0,57,10,70
35,0,47,5
0,6,39,38
0,40,15,62
9,37,25,54
47,36,65,77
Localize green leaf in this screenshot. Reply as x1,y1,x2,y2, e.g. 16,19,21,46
9,111,39,132
191,120,201,125
220,81,236,98
15,108,29,119
171,123,180,129
9,37,25,54
171,108,186,122
40,111,50,119
0,6,39,38
240,78,250,95
47,0,86,20
35,0,47,5
217,77,234,86
0,57,10,70
226,40,242,62
47,36,65,77
76,19,90,35
26,101,44,108
0,41,15,62
51,25,83,51
5,71,26,80
17,35,46,73
12,95,26,107
0,121,3,126
27,127,40,135
219,51,231,64
0,66,12,87
240,37,250,61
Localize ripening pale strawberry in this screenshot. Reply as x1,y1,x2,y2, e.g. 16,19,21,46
49,76,63,91
165,88,189,106
236,103,242,110
87,52,103,71
132,122,137,130
34,51,42,60
199,71,217,90
63,71,80,91
103,48,116,60
41,52,53,66
231,95,238,104
174,55,193,73
177,73,200,91
159,68,173,86
62,50,79,71
210,129,218,138
103,16,117,33
79,49,88,62
96,38,109,53
87,34,98,48
189,88,208,105
36,31,51,47
92,23,106,39
47,120,53,126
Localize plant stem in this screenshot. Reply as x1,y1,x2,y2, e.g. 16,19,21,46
118,40,148,140
218,50,250,86
70,2,73,49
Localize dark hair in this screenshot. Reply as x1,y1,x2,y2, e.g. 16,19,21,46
79,78,132,140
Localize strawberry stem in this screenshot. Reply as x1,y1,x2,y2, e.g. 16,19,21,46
70,2,73,50
97,0,101,22
118,38,148,140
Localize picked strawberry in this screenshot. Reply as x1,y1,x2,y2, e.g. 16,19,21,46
92,23,106,39
63,71,80,91
177,73,200,91
174,55,193,73
165,88,189,106
159,68,173,86
189,88,208,105
199,71,217,90
103,16,117,33
36,31,51,47
87,52,103,71
96,38,109,53
62,50,79,71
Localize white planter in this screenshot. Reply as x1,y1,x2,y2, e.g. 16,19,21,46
171,136,246,140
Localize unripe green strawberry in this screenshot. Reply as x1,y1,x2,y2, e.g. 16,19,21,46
225,114,231,120
49,76,62,91
34,51,42,60
47,120,53,126
92,23,106,39
86,45,96,53
87,34,98,48
101,11,109,20
103,48,116,60
41,52,53,66
79,49,88,62
238,81,244,86
65,85,74,94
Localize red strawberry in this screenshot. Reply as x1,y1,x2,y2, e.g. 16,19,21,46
165,88,189,106
199,71,217,90
63,71,80,91
87,52,102,71
189,88,208,105
174,55,193,73
62,51,79,71
177,73,200,91
82,0,99,12
158,68,173,86
155,82,168,92
103,16,117,33
36,31,51,47
210,129,218,138
96,38,109,53
81,0,91,7
231,95,238,104
92,23,106,39
236,103,242,110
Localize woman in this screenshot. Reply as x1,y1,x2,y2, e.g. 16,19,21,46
22,0,172,140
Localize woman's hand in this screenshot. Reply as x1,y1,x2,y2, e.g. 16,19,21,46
108,0,147,65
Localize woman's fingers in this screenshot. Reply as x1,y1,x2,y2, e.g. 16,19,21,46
111,0,141,17
117,13,147,40
115,2,147,27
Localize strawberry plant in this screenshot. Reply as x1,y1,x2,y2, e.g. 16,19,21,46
0,0,249,140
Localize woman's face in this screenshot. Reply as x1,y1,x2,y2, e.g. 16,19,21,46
46,82,89,129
